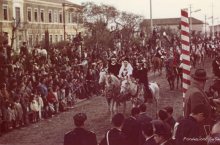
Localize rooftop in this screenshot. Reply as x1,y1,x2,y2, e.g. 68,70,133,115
35,0,82,8
143,17,204,26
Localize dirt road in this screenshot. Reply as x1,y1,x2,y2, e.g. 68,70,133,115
0,58,214,145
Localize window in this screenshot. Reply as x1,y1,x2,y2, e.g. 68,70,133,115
68,12,71,23
59,12,62,23
54,11,58,23
60,35,63,41
78,14,83,23
40,10,44,22
42,34,45,41
27,8,32,21
55,35,58,42
34,9,38,22
15,7,21,23
48,10,52,23
36,35,39,44
72,13,77,23
50,35,52,43
3,5,8,20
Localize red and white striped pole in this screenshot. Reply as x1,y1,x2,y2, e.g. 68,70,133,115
181,9,191,115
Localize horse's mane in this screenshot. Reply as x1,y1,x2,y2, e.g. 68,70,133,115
107,74,120,86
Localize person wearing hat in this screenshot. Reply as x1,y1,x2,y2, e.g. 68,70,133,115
108,56,120,77
184,69,211,118
64,113,97,145
118,57,133,79
184,69,218,138
175,104,209,145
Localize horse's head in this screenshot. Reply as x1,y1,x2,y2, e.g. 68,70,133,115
99,70,107,85
120,79,130,95
105,74,113,88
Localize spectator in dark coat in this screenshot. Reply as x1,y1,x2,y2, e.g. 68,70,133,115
64,113,97,145
100,113,127,145
153,120,175,145
20,42,28,57
137,104,153,145
184,69,212,122
137,104,152,125
142,122,157,145
122,107,141,145
164,106,176,130
175,104,209,145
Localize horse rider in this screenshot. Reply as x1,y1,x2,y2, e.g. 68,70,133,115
108,56,120,77
133,61,152,103
155,46,166,63
118,57,133,79
155,47,163,59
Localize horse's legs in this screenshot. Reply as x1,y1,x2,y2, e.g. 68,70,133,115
167,79,171,90
172,78,175,90
106,98,111,112
176,74,179,89
122,102,126,115
113,101,117,114
109,99,115,121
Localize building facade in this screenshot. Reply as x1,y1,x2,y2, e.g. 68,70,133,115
0,0,83,49
141,17,209,34
213,24,220,34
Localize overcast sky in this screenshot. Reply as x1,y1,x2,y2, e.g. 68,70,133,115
69,0,220,25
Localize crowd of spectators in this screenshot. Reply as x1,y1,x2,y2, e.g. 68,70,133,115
0,34,103,136
0,32,154,136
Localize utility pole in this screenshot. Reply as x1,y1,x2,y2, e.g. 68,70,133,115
189,4,192,32
63,3,66,41
150,0,153,32
205,15,207,37
212,0,214,39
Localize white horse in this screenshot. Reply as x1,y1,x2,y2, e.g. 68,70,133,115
99,71,126,120
35,48,48,60
120,79,160,117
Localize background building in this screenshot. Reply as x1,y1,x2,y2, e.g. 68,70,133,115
0,0,84,50
213,24,220,34
141,17,208,34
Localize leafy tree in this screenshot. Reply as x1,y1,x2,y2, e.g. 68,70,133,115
82,2,144,51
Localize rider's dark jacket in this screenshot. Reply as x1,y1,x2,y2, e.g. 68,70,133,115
108,62,120,77
133,67,149,86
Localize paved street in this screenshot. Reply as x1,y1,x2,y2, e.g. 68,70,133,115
0,58,214,145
